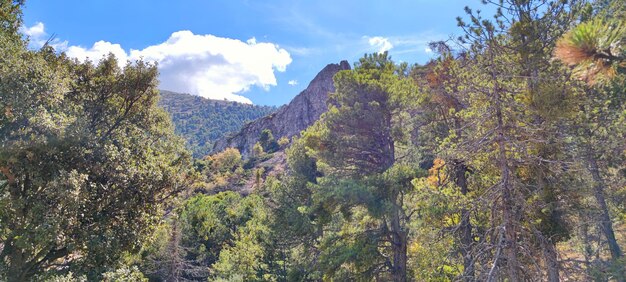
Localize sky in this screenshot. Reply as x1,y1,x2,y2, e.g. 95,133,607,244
21,0,489,106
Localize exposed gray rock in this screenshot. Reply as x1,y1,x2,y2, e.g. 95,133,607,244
213,60,350,157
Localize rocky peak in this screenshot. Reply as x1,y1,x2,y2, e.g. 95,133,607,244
212,60,351,156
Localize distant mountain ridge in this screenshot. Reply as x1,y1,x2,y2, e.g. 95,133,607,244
213,60,351,156
158,90,276,158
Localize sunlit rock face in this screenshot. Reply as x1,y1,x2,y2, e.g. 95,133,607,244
213,60,350,157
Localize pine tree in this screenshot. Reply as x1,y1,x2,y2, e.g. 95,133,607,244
301,53,422,281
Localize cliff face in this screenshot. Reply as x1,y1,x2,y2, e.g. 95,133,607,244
213,60,350,156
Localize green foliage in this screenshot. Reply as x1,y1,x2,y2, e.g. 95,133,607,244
163,191,273,281
260,140,322,280
259,129,279,153
0,0,24,40
211,201,270,281
252,142,264,157
133,220,181,280
180,192,247,267
207,148,243,175
308,52,420,176
138,1,626,280
0,9,191,279
39,266,148,282
287,53,424,281
39,272,86,282
101,266,148,282
158,91,275,158
201,148,246,191
2,1,626,281
277,136,289,148
555,17,626,83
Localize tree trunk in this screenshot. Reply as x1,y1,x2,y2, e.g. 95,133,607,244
534,230,559,282
5,179,30,282
493,72,520,282
586,151,624,280
587,153,622,260
543,240,560,282
382,106,406,281
166,220,183,280
6,270,28,282
454,161,475,281
6,248,30,282
581,222,594,277
502,179,520,282
390,202,408,282
533,172,561,282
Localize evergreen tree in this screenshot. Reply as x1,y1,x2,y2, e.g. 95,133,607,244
555,3,626,278
259,129,279,154
301,53,423,281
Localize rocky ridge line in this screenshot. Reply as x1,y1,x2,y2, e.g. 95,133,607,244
212,60,350,156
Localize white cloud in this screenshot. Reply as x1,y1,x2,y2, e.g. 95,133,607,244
288,80,298,86
367,36,393,54
21,22,45,37
360,33,447,57
284,46,315,56
66,41,128,65
131,31,291,103
19,22,68,50
61,30,292,104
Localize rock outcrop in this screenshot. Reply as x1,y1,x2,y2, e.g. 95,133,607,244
213,60,350,156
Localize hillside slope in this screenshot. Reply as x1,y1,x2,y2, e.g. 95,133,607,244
158,90,276,157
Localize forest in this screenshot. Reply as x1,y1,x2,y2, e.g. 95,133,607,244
158,90,275,158
0,0,625,281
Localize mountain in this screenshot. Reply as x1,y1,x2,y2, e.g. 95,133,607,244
158,90,276,158
213,60,351,156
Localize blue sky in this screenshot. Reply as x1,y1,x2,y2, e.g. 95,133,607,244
21,0,488,106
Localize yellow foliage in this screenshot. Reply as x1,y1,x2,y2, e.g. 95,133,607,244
207,148,242,174
277,136,290,147
427,158,448,187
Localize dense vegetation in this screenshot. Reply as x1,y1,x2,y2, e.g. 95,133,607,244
159,90,275,158
0,1,192,280
1,0,625,281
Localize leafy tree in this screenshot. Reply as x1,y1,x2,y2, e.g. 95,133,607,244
172,191,271,281
277,136,289,148
206,148,243,175
0,0,23,40
101,266,148,282
202,148,245,192
410,45,480,280
0,4,190,279
211,194,271,281
2,0,625,281
406,1,625,281
252,142,264,157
